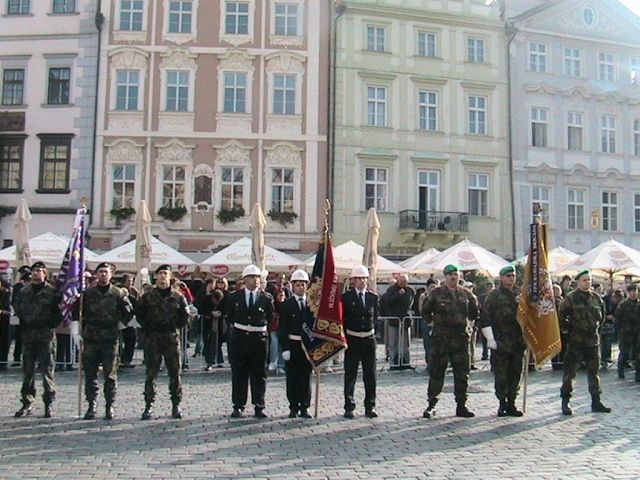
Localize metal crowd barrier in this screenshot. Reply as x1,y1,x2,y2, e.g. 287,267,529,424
376,315,426,370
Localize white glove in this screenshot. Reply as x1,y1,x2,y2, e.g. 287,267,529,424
282,350,291,362
481,327,498,350
186,304,198,316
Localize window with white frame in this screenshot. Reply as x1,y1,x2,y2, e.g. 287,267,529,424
417,31,436,57
529,42,547,73
115,70,139,111
274,3,298,36
223,72,246,113
468,173,488,216
564,48,581,77
7,0,29,14
271,168,294,213
468,95,486,135
112,164,136,209
168,1,192,33
365,167,387,211
598,53,615,81
367,86,387,127
273,73,295,115
225,1,249,35
1,69,24,106
166,70,189,111
531,107,548,147
162,165,185,207
567,111,583,151
634,120,640,156
631,57,640,84
418,170,440,211
366,26,386,52
418,90,437,131
634,194,640,232
467,37,485,63
532,185,550,223
53,0,75,13
601,191,618,231
567,188,585,230
221,166,243,209
120,0,144,31
601,115,616,153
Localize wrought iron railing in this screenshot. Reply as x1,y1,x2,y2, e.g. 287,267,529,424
399,210,469,232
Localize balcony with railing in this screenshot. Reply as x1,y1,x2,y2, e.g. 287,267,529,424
399,210,469,233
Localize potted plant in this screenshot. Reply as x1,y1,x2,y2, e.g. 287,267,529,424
216,205,245,224
109,206,136,226
158,205,188,222
267,209,298,227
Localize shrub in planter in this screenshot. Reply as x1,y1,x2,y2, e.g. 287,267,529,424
158,205,188,222
109,207,136,225
216,206,245,224
267,209,298,227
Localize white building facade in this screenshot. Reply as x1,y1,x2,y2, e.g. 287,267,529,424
0,0,98,249
508,0,640,255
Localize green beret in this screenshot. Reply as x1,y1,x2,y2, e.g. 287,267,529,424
627,283,638,292
575,269,591,280
443,264,460,275
499,265,515,276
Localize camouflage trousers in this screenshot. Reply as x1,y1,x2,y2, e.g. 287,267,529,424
83,338,119,404
143,332,182,405
427,328,471,404
490,348,525,403
561,341,601,400
21,338,56,407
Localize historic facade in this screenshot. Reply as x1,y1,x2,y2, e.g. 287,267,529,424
331,0,513,259
0,0,98,247
508,0,640,256
90,0,330,255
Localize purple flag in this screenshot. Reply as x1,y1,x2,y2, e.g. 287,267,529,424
58,209,86,325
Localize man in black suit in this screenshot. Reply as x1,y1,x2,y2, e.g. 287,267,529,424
227,265,274,418
279,269,312,418
342,265,379,419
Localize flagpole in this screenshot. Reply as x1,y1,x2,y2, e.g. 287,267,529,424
77,294,84,418
522,347,530,413
314,367,320,419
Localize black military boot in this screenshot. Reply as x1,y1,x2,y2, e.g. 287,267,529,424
172,403,183,419
455,403,475,418
561,398,572,415
497,399,508,417
505,401,524,417
14,405,32,418
44,403,54,418
141,403,154,420
422,399,437,419
635,371,640,382
105,402,114,420
591,396,612,413
83,401,97,420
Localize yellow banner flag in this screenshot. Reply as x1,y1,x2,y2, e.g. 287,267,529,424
517,221,562,367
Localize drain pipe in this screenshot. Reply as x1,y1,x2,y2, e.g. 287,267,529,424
506,22,518,260
89,0,104,225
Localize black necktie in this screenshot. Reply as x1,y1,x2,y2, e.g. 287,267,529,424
299,298,305,311
359,292,365,307
248,292,254,308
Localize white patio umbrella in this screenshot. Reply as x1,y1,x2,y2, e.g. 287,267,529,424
417,238,509,278
303,240,406,278
13,199,32,269
0,232,98,268
134,200,153,287
513,246,579,273
92,237,195,274
400,248,440,275
201,237,300,275
362,208,381,290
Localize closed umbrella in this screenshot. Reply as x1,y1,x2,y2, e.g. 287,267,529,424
135,200,153,288
362,207,381,291
13,199,32,270
249,203,267,272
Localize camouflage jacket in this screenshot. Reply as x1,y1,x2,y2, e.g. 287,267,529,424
479,285,525,352
616,297,639,339
558,289,604,347
422,285,479,331
14,282,62,342
81,284,134,342
136,287,189,334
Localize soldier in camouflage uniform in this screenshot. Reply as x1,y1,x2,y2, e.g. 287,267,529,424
558,269,611,415
616,283,639,380
421,264,480,419
13,262,61,418
479,265,525,417
79,262,133,420
136,265,190,420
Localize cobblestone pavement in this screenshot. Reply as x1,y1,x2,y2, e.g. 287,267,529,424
0,353,639,480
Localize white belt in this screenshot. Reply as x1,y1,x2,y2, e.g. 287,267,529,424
346,329,374,338
288,334,302,341
234,323,267,333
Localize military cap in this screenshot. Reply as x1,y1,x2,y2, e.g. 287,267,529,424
95,262,114,272
627,283,638,292
443,264,461,275
499,265,516,277
30,261,47,271
574,269,591,280
17,265,31,275
155,264,172,273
